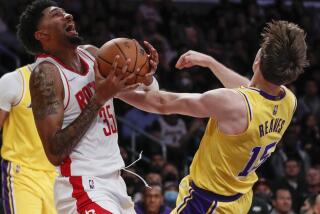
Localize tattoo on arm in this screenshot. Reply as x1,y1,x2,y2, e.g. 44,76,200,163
31,65,61,120
52,96,101,158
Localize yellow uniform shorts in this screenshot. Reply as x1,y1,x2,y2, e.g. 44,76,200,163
1,160,57,214
171,176,253,214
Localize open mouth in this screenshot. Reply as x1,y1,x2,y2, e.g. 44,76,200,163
65,23,78,35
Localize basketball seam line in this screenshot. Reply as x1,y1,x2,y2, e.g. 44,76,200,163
97,55,123,69
97,55,112,65
113,41,127,61
132,40,138,74
139,57,149,72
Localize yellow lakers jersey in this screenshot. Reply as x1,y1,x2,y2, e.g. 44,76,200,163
190,86,296,195
1,66,55,171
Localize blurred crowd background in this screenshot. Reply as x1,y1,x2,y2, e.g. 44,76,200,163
1,0,320,213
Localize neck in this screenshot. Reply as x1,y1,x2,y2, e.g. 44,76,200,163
287,177,298,182
48,46,82,72
277,211,290,214
250,71,282,96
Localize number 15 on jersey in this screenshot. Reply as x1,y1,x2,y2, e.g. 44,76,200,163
238,142,277,177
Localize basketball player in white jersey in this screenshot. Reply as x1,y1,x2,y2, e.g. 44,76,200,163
17,0,158,213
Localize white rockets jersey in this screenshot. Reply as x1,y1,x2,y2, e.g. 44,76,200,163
33,47,125,177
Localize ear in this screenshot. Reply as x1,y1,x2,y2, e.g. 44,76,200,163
252,50,261,73
34,30,49,42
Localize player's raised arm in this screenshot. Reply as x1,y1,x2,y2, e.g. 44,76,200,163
176,50,250,88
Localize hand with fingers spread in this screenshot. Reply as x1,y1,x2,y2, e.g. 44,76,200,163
142,41,159,86
95,55,140,105
175,50,213,70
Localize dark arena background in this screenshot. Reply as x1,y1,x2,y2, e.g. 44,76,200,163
0,0,319,213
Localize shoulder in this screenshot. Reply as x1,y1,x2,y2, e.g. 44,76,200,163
0,69,24,92
281,86,297,112
32,61,61,79
282,85,296,100
203,88,245,110
78,44,98,58
0,69,24,109
30,62,63,94
204,88,247,120
0,70,22,84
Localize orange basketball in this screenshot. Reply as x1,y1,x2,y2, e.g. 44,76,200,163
96,38,150,85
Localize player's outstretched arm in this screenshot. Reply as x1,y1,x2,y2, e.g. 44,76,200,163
30,58,135,166
118,88,243,119
176,50,250,88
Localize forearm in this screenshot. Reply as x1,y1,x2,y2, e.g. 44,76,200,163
119,90,186,115
48,96,102,164
207,57,250,88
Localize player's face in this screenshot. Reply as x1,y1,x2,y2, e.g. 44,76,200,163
36,6,81,46
144,187,163,213
273,190,292,212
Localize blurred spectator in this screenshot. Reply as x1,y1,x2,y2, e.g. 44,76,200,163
273,159,307,212
135,184,171,214
301,114,320,165
146,172,162,185
150,154,166,173
300,194,320,214
271,188,296,214
315,194,320,214
296,80,320,121
151,115,204,167
122,108,159,139
249,177,272,214
249,178,272,214
161,163,179,184
137,0,162,24
306,167,320,195
150,115,186,164
163,182,178,208
153,115,187,148
181,24,206,52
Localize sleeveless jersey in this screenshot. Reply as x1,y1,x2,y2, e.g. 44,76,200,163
2,66,55,171
33,48,124,176
158,117,186,146
190,86,296,195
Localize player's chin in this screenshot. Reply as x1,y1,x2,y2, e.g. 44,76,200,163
67,34,83,46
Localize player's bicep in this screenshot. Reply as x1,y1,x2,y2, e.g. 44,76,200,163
29,62,64,144
168,89,234,118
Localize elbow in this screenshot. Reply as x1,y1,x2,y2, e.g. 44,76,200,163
45,150,64,166
45,142,67,166
47,156,63,166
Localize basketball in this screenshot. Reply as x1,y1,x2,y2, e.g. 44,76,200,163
96,38,150,85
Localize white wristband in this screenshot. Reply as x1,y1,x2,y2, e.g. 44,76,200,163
136,77,159,91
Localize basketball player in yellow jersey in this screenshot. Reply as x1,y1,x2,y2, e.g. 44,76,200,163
0,65,57,214
117,20,308,213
